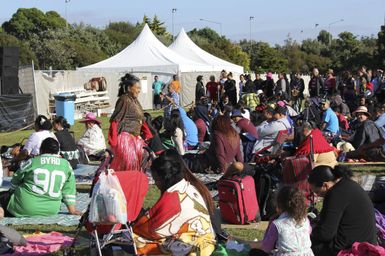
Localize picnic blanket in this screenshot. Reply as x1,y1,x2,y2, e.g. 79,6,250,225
0,193,90,226
5,232,73,256
74,164,98,184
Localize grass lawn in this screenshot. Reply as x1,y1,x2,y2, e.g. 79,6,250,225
9,185,264,255
0,109,164,146
2,111,385,254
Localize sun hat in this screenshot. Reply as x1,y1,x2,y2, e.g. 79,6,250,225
353,106,371,117
336,142,355,153
79,112,102,125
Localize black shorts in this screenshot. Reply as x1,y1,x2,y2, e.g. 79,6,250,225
154,94,161,105
0,191,14,217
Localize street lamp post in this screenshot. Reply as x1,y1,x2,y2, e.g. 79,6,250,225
199,18,222,36
65,0,70,28
249,16,254,56
172,8,177,41
328,19,344,47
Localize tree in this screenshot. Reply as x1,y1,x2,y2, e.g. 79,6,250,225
0,32,38,67
317,30,332,46
2,8,66,40
301,39,325,56
142,15,151,26
150,15,167,35
331,32,362,72
378,26,385,67
28,29,76,69
189,28,250,70
240,40,287,72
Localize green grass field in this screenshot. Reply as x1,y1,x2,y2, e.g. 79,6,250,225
2,112,385,255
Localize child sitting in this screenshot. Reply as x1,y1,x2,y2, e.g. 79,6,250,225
239,186,313,256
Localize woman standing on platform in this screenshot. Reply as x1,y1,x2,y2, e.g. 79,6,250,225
109,73,146,171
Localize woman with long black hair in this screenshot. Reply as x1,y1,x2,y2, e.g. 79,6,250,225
109,73,146,171
52,116,79,169
133,149,216,255
161,109,185,155
308,165,377,256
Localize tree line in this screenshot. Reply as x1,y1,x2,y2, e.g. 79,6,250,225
0,8,384,74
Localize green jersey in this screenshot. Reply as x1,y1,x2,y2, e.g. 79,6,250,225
7,154,76,217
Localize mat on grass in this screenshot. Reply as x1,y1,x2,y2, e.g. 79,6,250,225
74,164,98,184
0,193,90,226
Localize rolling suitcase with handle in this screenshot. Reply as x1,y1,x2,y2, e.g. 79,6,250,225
218,175,260,224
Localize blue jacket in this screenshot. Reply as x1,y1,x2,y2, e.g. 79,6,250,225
178,107,198,146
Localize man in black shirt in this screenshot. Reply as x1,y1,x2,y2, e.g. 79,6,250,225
309,165,377,256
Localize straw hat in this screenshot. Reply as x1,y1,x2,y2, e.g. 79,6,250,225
353,106,371,117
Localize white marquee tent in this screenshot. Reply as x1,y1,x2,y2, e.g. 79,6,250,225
80,24,211,74
80,24,228,105
169,28,244,74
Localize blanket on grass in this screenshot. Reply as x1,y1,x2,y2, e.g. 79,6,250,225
0,193,90,226
5,232,73,256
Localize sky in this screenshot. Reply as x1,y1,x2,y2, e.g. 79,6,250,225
1,0,385,45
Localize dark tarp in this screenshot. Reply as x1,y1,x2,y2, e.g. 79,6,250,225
0,94,34,132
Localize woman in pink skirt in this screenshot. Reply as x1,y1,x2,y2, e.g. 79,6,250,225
109,73,146,171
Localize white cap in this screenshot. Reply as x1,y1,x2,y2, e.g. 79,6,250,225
256,90,263,96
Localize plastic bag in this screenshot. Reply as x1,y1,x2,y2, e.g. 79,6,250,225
88,169,127,224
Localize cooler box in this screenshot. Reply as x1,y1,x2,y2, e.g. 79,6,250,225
54,93,76,125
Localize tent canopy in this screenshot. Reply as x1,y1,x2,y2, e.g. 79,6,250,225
79,24,210,74
169,28,244,74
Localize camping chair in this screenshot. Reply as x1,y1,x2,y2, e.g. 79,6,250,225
89,170,149,256
68,148,152,256
254,130,290,164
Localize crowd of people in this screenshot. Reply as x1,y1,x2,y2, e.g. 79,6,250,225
1,66,385,255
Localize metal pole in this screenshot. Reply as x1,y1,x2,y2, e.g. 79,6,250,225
249,16,254,56
328,19,344,47
199,18,222,36
172,8,177,41
65,0,70,28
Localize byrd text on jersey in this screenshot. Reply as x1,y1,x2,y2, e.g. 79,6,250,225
40,156,61,165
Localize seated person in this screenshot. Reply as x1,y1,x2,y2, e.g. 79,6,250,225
53,116,79,169
0,138,81,218
331,95,351,118
347,108,385,161
332,106,349,132
231,109,258,139
236,186,313,256
189,109,207,145
161,110,186,155
296,122,337,167
206,116,243,173
15,115,56,162
320,99,340,136
346,106,380,151
252,106,292,154
309,165,377,256
177,107,199,149
300,98,322,125
133,149,216,255
77,113,106,159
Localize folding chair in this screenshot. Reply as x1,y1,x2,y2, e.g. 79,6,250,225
254,130,289,164
89,170,149,256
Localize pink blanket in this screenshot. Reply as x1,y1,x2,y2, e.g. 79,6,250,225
6,232,73,256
